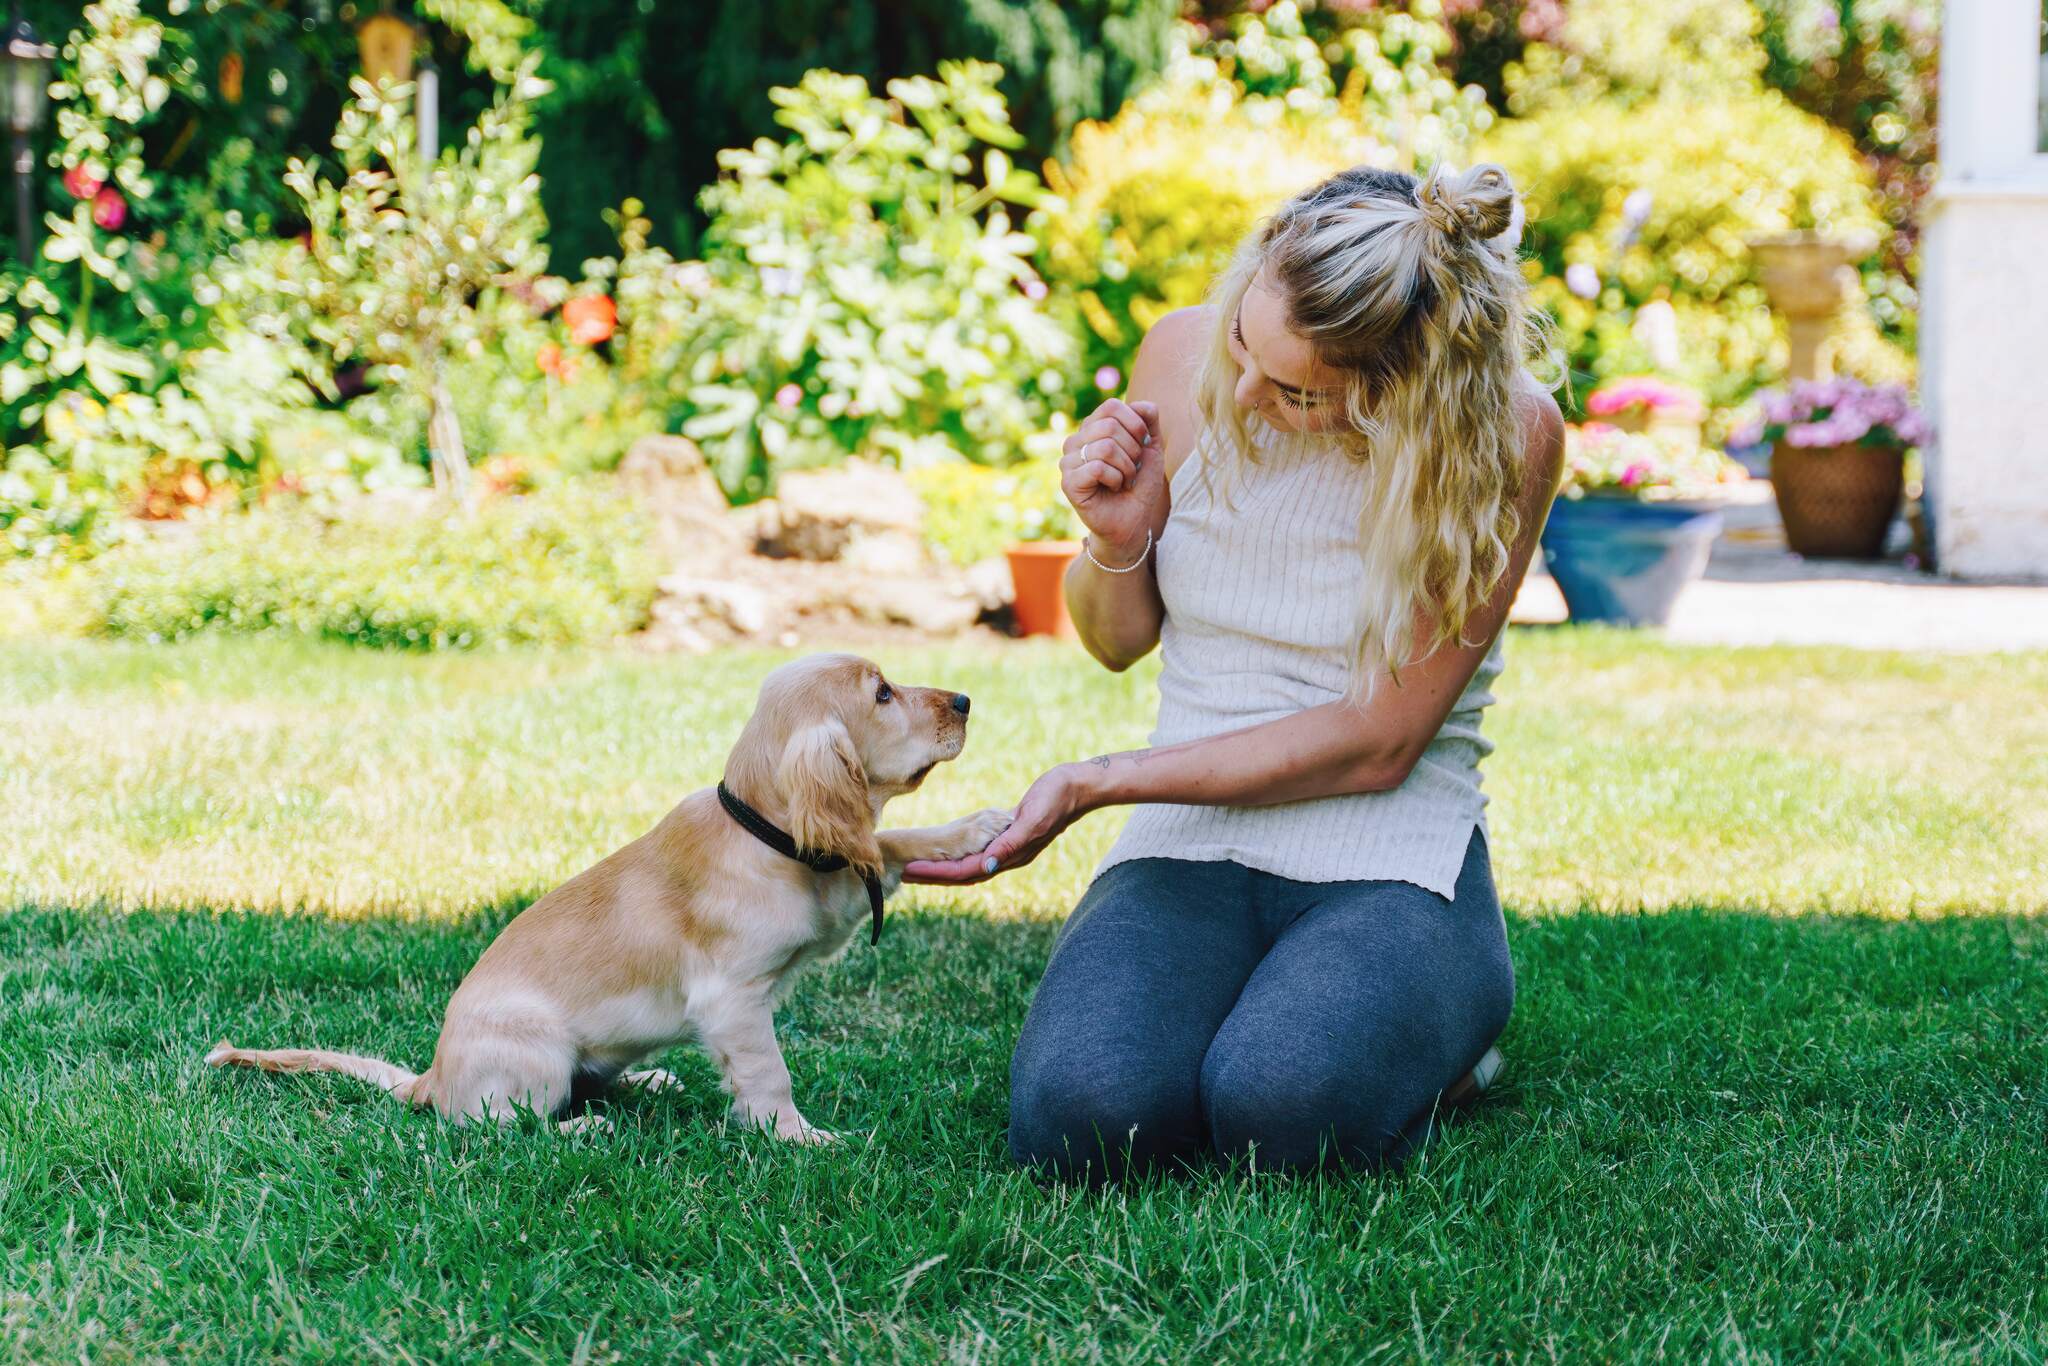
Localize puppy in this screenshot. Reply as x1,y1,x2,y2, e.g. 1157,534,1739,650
208,653,1009,1141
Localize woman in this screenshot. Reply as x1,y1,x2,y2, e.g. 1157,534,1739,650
907,163,1564,1179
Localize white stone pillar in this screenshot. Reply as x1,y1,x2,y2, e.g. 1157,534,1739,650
1920,0,2048,578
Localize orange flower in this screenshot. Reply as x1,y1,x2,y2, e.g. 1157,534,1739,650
537,342,576,380
563,295,616,346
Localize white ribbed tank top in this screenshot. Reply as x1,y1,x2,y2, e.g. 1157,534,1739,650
1098,420,1505,899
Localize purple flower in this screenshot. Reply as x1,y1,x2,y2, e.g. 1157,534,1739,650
1751,379,1926,449
1565,263,1600,299
1094,366,1121,392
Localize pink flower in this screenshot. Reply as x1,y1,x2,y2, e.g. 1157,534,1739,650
1619,461,1651,487
1094,366,1121,392
1587,375,1703,418
773,383,802,410
90,187,127,231
64,165,104,200
1022,279,1048,302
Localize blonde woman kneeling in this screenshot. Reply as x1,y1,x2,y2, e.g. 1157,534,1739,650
910,164,1564,1179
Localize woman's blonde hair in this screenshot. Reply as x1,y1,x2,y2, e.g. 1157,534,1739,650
1196,162,1558,697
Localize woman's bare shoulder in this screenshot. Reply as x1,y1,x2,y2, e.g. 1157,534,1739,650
1129,306,1214,478
1514,374,1566,496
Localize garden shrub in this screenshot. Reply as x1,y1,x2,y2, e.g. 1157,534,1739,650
223,61,554,497
675,62,1076,501
1752,0,1939,281
1033,5,1490,382
61,481,660,649
909,451,1077,567
1,332,331,559
1483,85,1901,414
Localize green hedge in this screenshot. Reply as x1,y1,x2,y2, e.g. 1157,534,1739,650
61,483,660,650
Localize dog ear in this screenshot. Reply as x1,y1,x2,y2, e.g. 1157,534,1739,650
778,720,881,876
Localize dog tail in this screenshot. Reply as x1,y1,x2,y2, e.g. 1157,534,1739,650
206,1040,427,1104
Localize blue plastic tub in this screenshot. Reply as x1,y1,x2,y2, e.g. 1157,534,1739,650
1539,496,1724,627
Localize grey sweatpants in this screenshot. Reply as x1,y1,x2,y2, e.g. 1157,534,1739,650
1008,831,1513,1179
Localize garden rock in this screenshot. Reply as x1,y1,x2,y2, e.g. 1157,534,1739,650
618,435,740,559
840,530,929,578
752,461,924,561
839,578,983,634
654,574,779,638
636,456,1009,651
963,557,1015,613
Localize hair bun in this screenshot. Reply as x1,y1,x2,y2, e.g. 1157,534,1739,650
1419,164,1519,244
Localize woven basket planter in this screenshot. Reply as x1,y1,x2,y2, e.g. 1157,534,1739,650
1770,441,1904,560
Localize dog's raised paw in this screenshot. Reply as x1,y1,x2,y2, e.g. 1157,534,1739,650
932,807,1013,861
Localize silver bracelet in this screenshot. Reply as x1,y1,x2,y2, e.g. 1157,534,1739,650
1083,529,1153,574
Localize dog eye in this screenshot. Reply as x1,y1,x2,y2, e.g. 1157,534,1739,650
875,682,892,704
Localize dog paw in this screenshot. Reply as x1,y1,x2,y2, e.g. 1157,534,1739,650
204,1042,240,1067
782,1124,837,1146
930,807,1014,861
558,1113,615,1137
766,1112,836,1144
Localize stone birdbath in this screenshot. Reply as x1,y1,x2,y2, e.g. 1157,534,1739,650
1747,231,1879,380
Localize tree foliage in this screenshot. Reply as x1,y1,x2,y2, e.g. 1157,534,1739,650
529,0,1180,264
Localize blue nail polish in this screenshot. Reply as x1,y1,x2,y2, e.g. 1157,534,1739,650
983,856,999,874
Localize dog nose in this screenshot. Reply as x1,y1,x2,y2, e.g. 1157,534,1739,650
950,693,971,716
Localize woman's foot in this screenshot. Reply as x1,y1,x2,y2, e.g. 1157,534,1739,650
1442,1045,1503,1108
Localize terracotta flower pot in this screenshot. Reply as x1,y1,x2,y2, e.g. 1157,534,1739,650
1770,441,1904,559
1005,540,1081,638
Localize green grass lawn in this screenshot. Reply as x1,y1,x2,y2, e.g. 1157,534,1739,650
3,634,2045,1361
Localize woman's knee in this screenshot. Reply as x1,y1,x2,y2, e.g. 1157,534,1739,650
1009,1053,1203,1180
1200,1044,1410,1172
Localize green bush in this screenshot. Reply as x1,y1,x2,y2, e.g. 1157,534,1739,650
1752,0,1939,283
60,481,660,649
676,62,1077,501
1483,85,1900,413
909,457,1076,566
1033,5,1491,382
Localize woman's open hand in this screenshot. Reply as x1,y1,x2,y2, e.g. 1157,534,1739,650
901,763,1096,885
1061,399,1168,563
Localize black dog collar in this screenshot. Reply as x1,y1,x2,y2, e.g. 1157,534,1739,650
717,781,885,945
